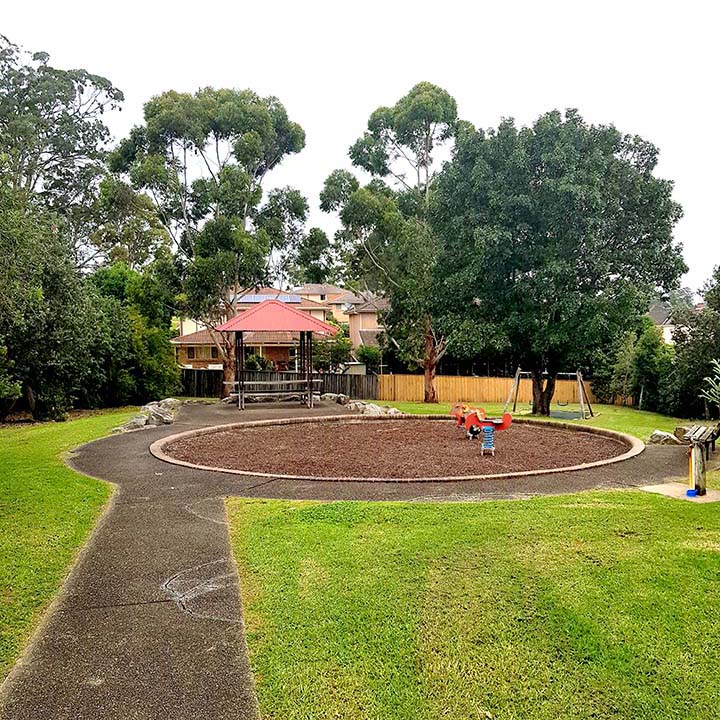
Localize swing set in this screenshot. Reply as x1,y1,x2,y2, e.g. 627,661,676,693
503,366,595,420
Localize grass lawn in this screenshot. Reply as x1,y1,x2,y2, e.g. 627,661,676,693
228,493,720,720
382,401,696,441
0,409,134,677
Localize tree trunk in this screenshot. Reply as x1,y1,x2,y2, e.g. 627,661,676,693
423,319,438,404
221,340,235,399
530,369,556,416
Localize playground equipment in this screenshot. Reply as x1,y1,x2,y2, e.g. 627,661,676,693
450,402,513,455
503,367,595,420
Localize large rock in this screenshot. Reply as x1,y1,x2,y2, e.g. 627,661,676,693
321,393,339,402
159,398,183,412
648,430,683,445
674,426,692,442
361,403,385,416
113,413,148,433
145,406,175,425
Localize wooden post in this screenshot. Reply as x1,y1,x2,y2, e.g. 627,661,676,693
579,371,595,418
577,370,586,420
234,332,240,407
691,443,707,495
307,331,314,408
504,366,522,414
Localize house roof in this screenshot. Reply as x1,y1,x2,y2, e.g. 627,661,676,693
358,329,383,347
333,290,363,305
216,299,338,335
171,329,300,346
647,302,672,326
294,283,348,296
349,297,389,314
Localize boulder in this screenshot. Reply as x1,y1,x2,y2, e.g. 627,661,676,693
346,401,366,412
159,398,183,412
145,406,175,426
221,394,238,404
321,393,339,401
336,394,349,405
648,430,682,445
361,403,385,416
113,413,148,433
387,407,403,416
674,426,692,442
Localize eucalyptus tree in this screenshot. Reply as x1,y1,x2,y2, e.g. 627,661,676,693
109,87,310,386
0,35,124,267
322,82,458,401
432,109,686,414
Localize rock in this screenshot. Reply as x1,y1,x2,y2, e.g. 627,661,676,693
648,430,682,445
674,426,692,442
145,406,175,426
336,394,349,405
387,407,402,416
113,413,148,433
140,401,159,412
321,393,338,401
159,398,183,412
221,394,238,404
346,401,364,412
361,403,385,416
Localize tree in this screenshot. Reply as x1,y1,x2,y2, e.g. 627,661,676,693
432,109,686,414
609,332,636,405
110,87,308,392
290,227,336,284
700,359,720,415
0,35,124,267
632,320,672,411
356,345,382,374
322,82,459,401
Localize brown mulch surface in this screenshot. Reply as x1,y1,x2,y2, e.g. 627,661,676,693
164,419,629,479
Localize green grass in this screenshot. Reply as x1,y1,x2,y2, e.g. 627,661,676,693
228,494,720,720
381,401,696,441
0,409,134,676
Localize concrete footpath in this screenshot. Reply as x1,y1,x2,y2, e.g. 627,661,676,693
0,402,687,719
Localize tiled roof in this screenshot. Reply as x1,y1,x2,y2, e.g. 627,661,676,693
349,297,389,314
647,302,672,326
358,329,383,347
217,299,337,334
294,283,347,295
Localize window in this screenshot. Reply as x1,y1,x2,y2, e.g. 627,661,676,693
211,346,219,359
320,294,326,300
187,347,196,359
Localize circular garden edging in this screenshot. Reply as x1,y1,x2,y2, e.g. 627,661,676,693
149,414,644,483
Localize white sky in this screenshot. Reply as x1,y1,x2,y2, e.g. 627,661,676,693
5,0,718,292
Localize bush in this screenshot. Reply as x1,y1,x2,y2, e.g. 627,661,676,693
245,354,273,372
356,345,382,374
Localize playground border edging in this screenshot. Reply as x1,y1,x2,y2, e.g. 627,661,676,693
149,414,645,484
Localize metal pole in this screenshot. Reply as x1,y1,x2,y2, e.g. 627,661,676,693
239,332,245,410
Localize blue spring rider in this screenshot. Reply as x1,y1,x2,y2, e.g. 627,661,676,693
481,425,495,456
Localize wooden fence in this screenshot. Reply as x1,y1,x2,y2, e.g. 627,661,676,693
180,368,599,406
180,369,378,400
378,374,600,405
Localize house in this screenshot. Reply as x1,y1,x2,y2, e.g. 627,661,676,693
647,302,675,344
293,283,362,323
172,288,330,370
348,297,388,349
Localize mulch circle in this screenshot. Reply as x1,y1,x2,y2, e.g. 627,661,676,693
163,418,630,480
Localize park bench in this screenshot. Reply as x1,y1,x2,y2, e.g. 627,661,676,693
224,378,323,406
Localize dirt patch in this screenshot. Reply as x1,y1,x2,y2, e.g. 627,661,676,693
163,419,629,480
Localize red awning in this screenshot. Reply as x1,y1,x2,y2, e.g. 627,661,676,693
216,299,338,335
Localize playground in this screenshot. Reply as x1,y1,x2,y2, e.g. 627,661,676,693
159,415,633,480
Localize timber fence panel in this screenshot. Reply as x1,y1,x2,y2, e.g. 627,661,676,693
377,375,599,405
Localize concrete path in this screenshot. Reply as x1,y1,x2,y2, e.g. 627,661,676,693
0,402,688,719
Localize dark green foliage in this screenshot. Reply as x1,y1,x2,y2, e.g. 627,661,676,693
356,345,382,374
314,325,352,372
245,354,273,372
432,110,686,414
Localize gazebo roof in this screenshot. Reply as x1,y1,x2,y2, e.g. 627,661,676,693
216,299,338,335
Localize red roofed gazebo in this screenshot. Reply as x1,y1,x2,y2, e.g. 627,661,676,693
216,299,338,409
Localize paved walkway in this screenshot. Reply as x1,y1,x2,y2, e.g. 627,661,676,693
0,402,687,719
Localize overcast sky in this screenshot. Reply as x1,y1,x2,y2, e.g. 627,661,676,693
5,0,718,292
